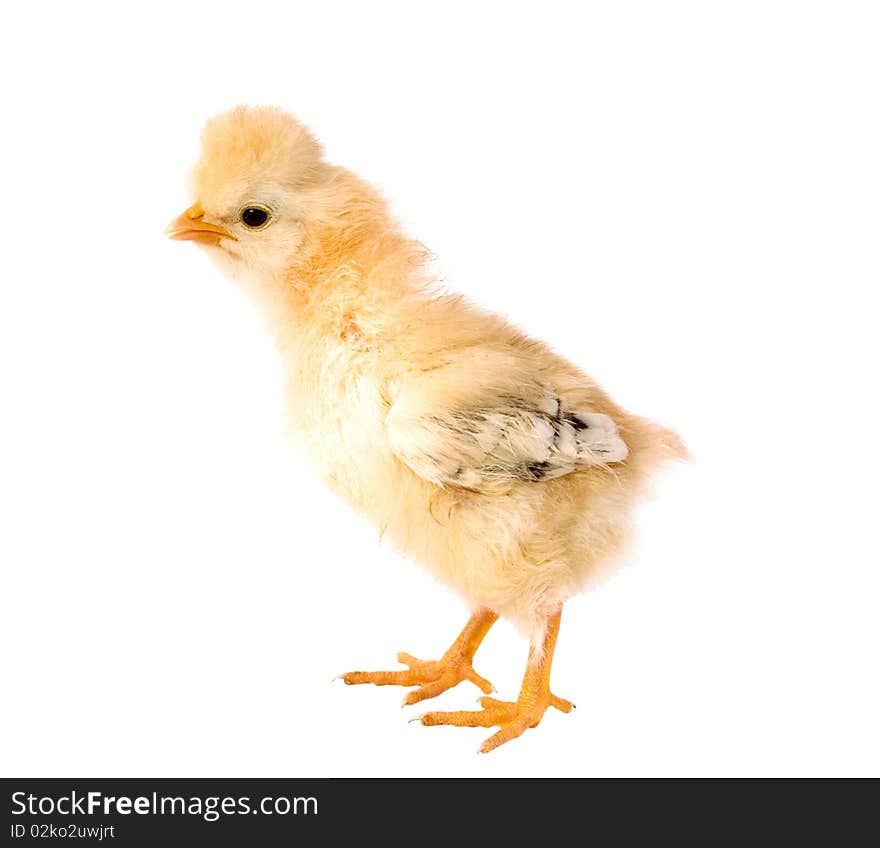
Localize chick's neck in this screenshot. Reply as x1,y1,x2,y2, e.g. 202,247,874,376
264,177,430,352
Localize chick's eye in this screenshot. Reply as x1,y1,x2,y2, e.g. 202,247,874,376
240,206,270,229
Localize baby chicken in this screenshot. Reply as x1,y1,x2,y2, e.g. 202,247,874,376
167,106,685,753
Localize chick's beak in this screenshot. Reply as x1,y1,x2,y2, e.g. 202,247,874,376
165,203,235,246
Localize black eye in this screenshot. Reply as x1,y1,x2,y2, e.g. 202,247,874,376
240,206,270,229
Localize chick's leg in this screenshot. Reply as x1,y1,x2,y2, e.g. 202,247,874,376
420,607,573,753
342,608,498,706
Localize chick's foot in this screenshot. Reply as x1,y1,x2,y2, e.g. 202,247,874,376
341,608,498,706
419,607,572,753
420,692,573,753
343,651,494,706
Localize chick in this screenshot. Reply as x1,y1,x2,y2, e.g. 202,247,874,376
167,106,685,752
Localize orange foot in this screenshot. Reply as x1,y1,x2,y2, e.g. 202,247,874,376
341,609,498,706
419,607,573,753
421,692,573,753
343,650,494,706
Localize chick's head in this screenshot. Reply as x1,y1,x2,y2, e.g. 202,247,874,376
167,106,327,278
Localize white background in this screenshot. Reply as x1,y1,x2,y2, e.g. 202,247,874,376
1,1,878,778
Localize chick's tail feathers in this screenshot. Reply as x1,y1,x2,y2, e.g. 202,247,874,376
652,422,691,463
621,414,690,477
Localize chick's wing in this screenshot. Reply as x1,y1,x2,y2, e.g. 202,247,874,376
385,349,627,493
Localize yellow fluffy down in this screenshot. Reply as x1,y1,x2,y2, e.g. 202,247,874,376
183,105,686,639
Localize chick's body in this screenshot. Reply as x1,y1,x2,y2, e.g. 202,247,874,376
168,106,684,751
287,281,674,639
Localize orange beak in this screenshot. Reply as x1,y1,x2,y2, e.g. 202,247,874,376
165,203,236,246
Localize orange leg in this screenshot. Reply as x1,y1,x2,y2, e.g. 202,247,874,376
420,607,573,753
342,608,498,706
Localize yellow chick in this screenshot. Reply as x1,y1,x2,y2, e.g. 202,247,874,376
167,106,685,753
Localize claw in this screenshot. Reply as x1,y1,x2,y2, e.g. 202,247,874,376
465,668,496,694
